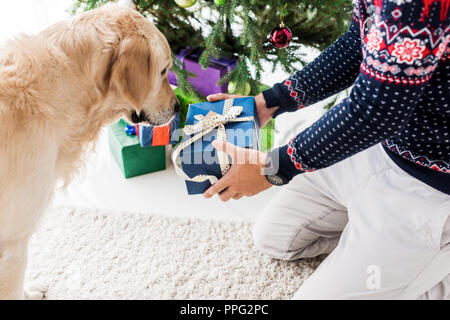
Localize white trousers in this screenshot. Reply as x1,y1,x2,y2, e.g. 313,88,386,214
254,144,450,299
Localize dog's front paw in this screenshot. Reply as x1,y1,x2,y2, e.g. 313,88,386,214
24,281,48,300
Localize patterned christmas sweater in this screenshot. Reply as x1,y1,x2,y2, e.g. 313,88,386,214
263,0,450,194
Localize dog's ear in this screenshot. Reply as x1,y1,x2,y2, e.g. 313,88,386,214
108,35,152,110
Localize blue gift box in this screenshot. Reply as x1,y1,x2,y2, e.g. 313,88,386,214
137,113,181,147
172,97,259,195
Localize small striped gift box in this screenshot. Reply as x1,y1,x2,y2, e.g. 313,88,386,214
136,113,181,147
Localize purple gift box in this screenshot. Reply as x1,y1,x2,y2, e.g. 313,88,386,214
168,47,237,97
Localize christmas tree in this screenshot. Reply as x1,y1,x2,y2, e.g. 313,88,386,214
71,0,352,98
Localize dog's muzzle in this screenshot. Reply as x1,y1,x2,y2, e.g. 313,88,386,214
130,102,180,124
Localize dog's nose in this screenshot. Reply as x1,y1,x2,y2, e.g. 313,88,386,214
174,102,181,113
139,111,149,123
130,110,140,124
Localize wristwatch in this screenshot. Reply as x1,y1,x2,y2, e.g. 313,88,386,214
264,152,289,186
266,173,289,186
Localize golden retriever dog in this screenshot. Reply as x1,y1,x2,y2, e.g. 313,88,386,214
0,4,179,299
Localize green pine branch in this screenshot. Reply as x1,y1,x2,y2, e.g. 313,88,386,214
71,0,352,96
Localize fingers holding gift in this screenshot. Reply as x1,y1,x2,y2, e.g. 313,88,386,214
212,140,240,161
218,187,238,202
211,140,263,165
232,193,244,200
203,174,232,198
207,93,243,102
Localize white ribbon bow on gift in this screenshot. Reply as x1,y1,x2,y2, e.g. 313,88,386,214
171,99,254,185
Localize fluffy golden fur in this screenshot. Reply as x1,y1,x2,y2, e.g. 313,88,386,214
0,4,177,299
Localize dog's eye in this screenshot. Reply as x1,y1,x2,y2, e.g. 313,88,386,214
161,68,167,76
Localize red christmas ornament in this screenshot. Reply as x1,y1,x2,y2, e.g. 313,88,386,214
269,22,292,49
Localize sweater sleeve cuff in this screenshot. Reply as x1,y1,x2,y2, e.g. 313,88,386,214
270,145,302,182
262,84,299,118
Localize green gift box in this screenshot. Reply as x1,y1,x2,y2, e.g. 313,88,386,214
108,119,166,178
174,88,202,129
260,118,275,152
256,83,275,152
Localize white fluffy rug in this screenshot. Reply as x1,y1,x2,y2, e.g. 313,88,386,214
26,207,322,299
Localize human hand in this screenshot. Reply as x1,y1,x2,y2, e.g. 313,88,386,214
206,93,277,128
203,140,272,201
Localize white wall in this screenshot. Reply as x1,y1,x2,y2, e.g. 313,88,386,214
0,0,73,44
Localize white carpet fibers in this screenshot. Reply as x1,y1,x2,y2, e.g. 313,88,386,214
26,206,322,299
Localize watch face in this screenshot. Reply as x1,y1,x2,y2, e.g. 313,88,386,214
267,174,285,186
